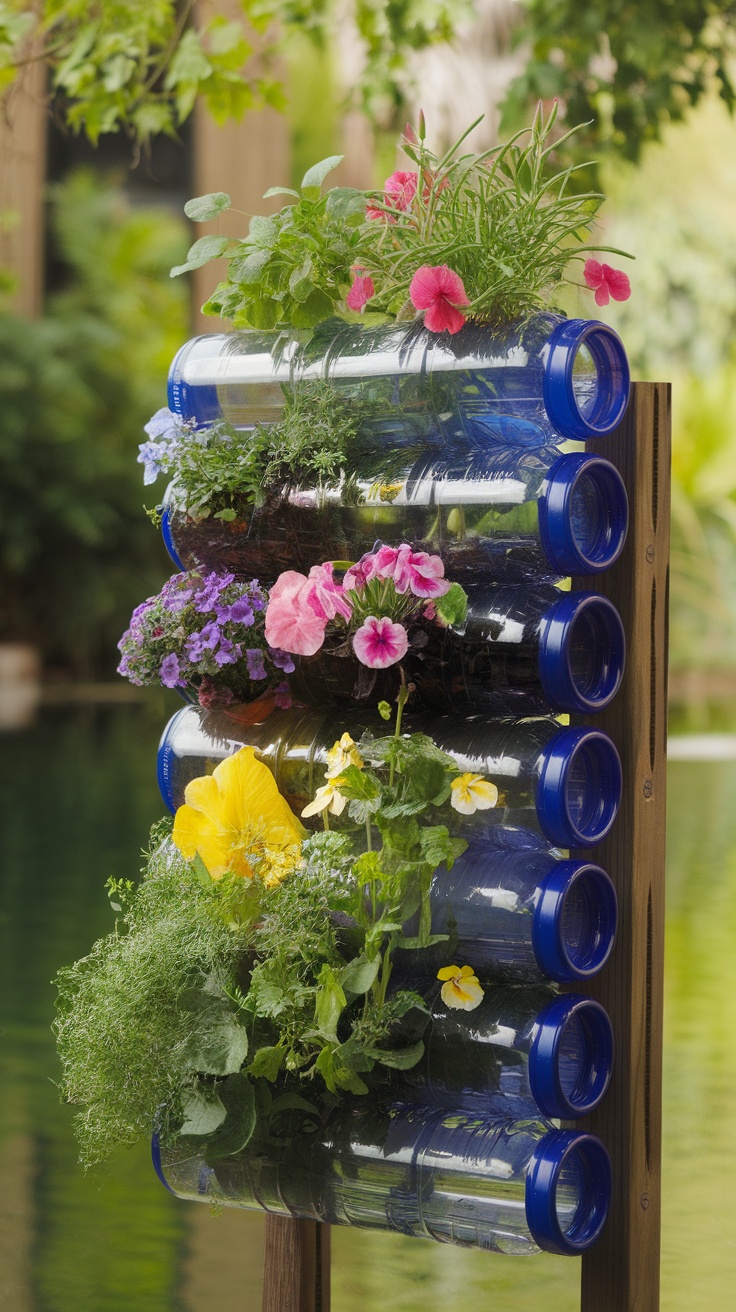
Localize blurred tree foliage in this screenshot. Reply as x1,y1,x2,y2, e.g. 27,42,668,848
502,1,736,180
0,0,468,143
0,171,188,673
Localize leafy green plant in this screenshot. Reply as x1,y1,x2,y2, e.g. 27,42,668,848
177,106,630,330
173,158,368,328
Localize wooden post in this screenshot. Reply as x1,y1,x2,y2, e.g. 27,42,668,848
262,1217,330,1312
578,381,671,1312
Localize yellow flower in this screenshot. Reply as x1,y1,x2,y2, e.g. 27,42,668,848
450,773,499,815
325,732,363,779
301,778,347,818
172,747,306,883
437,964,485,1011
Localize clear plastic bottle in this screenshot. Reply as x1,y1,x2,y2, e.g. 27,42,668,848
161,447,629,588
157,704,622,849
425,828,618,985
290,583,626,717
392,986,613,1120
167,314,630,446
153,1099,611,1256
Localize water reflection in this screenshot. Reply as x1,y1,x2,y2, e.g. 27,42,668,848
0,708,734,1309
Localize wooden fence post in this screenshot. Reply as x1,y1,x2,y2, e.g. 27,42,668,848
261,1217,330,1312
578,381,671,1312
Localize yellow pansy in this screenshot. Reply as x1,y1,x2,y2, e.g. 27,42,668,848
301,778,347,818
325,732,364,780
450,773,499,815
172,747,305,883
437,964,485,1011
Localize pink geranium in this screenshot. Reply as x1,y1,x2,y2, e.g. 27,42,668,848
343,553,373,592
353,616,409,669
360,542,450,599
307,563,353,622
409,265,470,334
366,170,418,221
346,270,375,311
264,571,327,656
583,259,631,307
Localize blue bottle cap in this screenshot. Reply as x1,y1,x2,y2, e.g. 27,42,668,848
528,993,614,1118
160,503,186,572
543,318,630,440
532,860,618,982
536,726,622,848
526,1130,612,1255
538,452,629,576
538,591,626,713
157,707,190,814
167,338,221,424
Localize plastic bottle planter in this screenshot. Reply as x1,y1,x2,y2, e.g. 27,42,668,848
168,314,630,448
161,448,629,589
403,829,618,986
154,1100,612,1257
288,584,626,718
394,987,613,1121
157,705,622,850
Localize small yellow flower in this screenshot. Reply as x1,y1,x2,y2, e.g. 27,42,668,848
301,777,348,818
437,964,485,1011
325,732,363,780
450,773,499,815
172,747,305,884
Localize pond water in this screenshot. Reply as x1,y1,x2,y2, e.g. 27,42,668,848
1,701,735,1311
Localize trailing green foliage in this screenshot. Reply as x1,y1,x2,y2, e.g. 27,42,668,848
54,824,254,1167
0,0,471,145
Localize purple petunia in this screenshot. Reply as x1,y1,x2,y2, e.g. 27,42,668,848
160,654,183,688
214,638,241,667
246,648,268,680
269,647,295,674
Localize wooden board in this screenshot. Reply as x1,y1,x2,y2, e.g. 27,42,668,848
259,382,671,1312
578,381,671,1312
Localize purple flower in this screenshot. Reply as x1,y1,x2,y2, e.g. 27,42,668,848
229,597,255,626
269,647,295,674
160,654,183,688
214,638,240,667
137,441,168,486
194,571,235,614
144,408,182,442
246,648,268,680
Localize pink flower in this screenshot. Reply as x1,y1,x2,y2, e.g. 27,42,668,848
307,562,353,622
409,265,470,334
366,170,418,221
265,571,327,656
343,553,374,592
346,271,375,311
353,616,409,669
364,542,450,598
583,259,631,307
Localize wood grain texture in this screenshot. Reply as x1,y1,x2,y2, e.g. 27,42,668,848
577,382,671,1312
261,1216,330,1312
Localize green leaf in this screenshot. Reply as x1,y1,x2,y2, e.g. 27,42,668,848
289,287,335,327
263,187,300,199
419,825,467,871
176,1008,249,1076
288,256,314,303
301,155,344,197
325,187,368,219
191,853,213,888
314,965,346,1042
184,192,232,222
367,1040,425,1069
170,235,229,277
269,1093,319,1116
435,582,469,628
180,1083,227,1136
213,507,237,522
248,215,278,247
204,1073,256,1161
406,756,452,807
248,1045,285,1081
341,953,381,996
377,701,393,721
